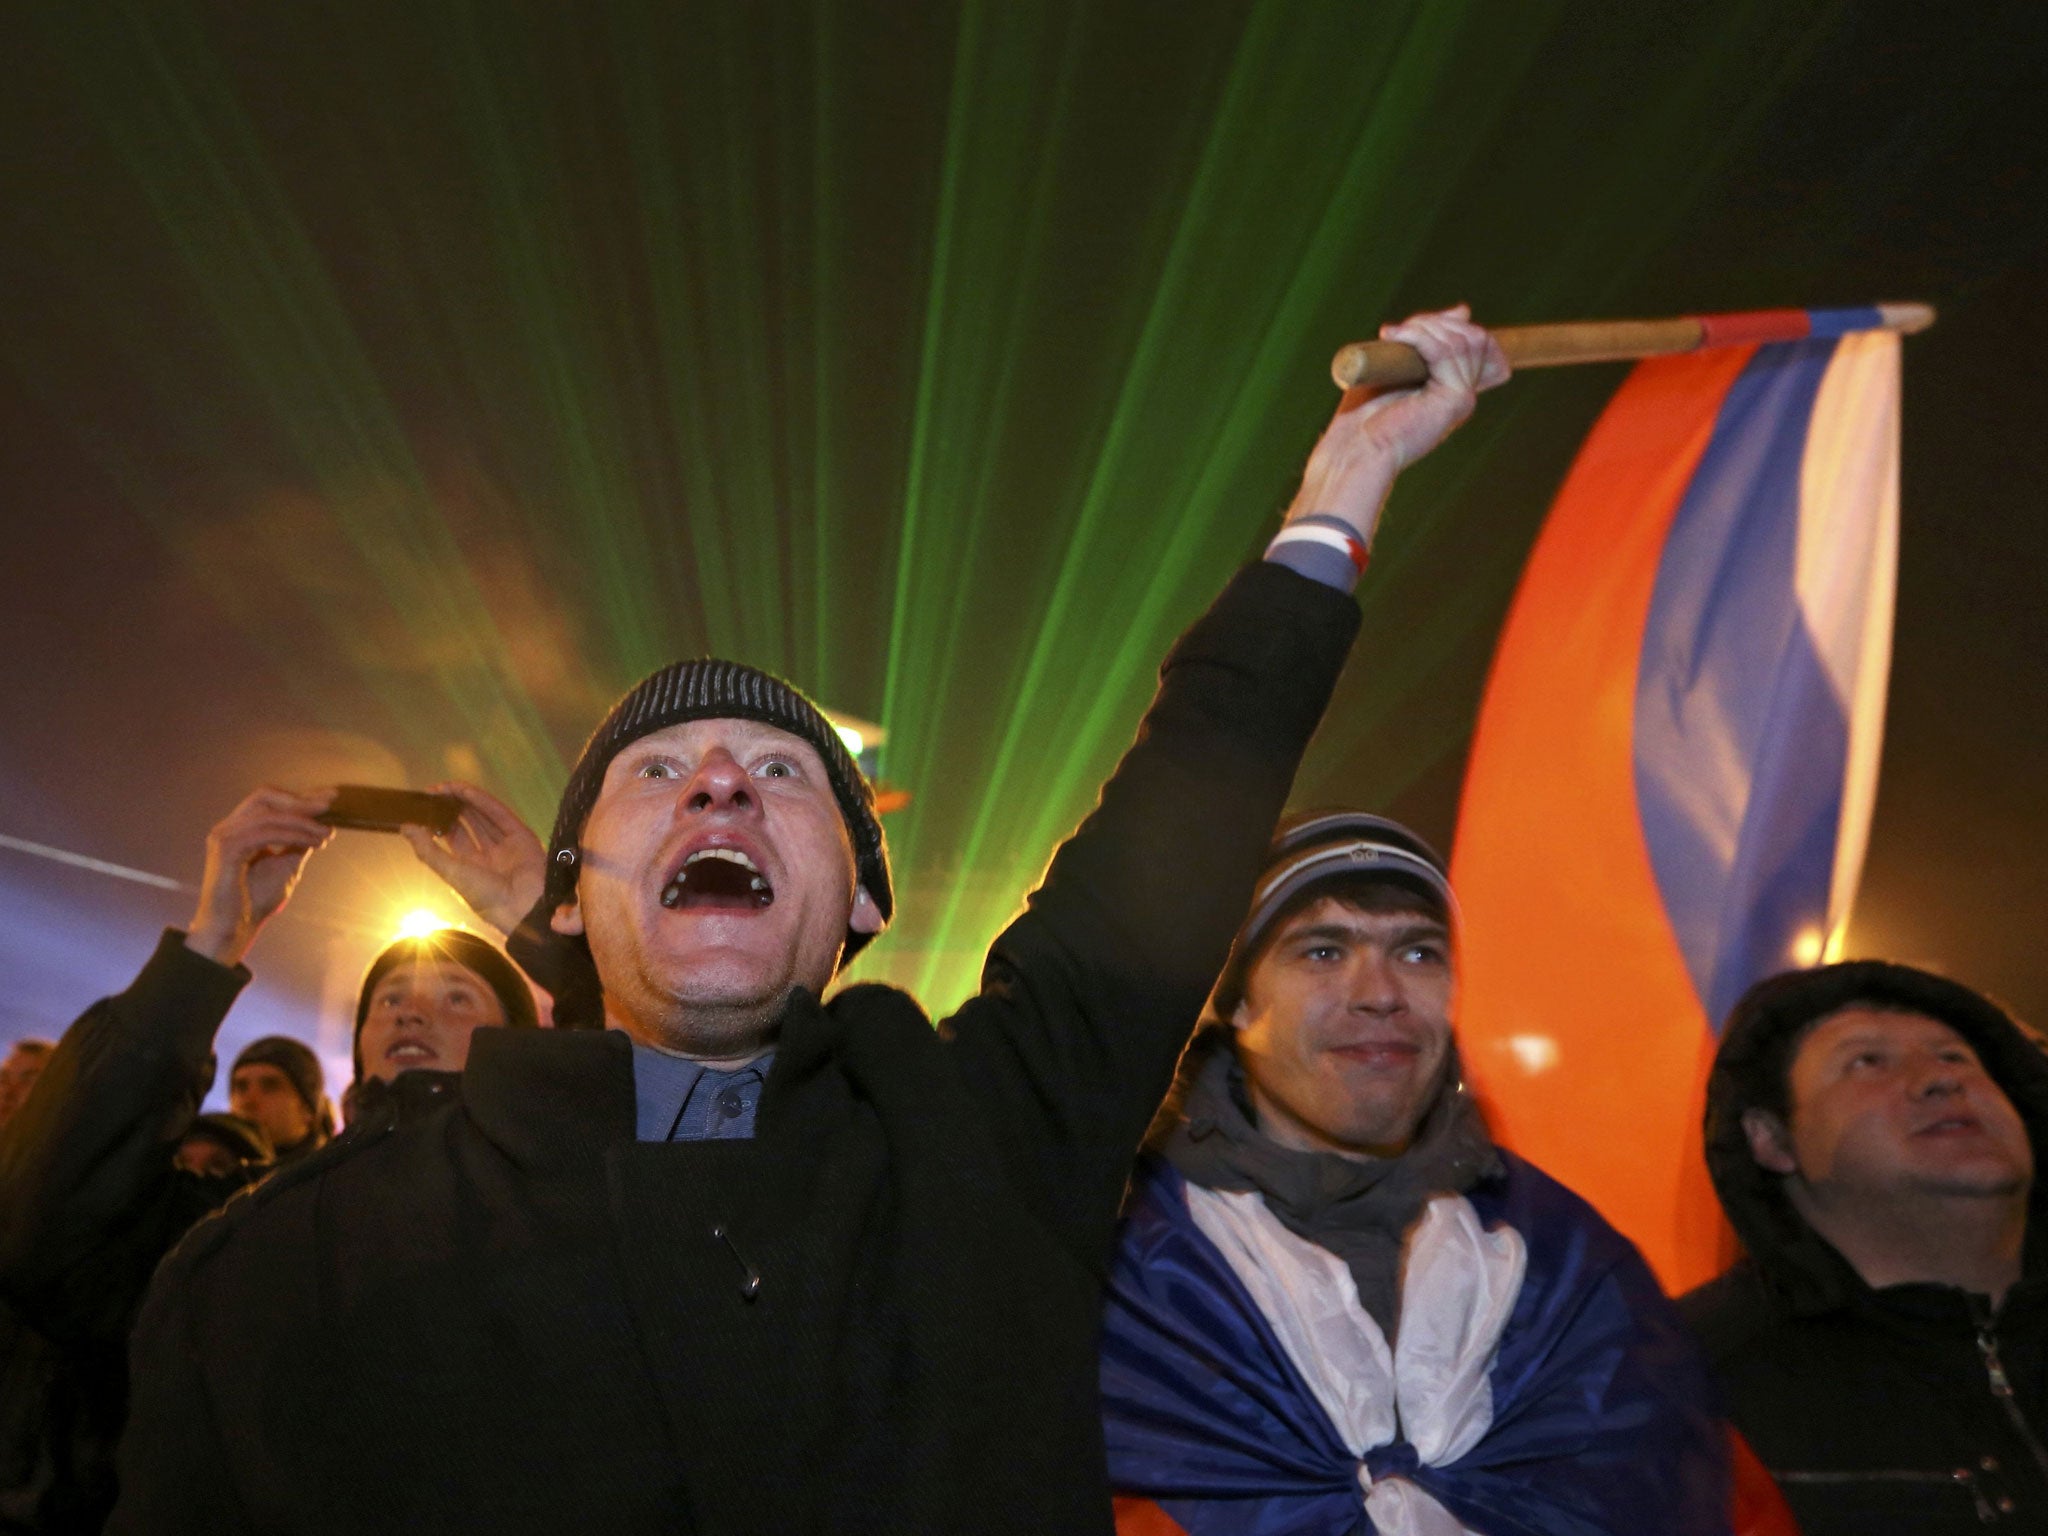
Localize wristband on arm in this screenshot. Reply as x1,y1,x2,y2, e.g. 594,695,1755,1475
1263,513,1370,592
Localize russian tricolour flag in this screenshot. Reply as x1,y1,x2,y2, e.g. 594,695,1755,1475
1451,313,1901,1291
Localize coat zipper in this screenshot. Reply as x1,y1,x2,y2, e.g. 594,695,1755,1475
1776,1467,1995,1523
1977,1317,2048,1484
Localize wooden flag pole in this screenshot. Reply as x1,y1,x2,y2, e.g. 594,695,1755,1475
1330,302,1935,391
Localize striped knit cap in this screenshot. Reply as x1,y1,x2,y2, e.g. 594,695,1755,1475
1208,811,1456,1020
537,659,891,964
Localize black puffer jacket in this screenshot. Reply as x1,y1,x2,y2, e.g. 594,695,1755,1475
1680,962,2048,1534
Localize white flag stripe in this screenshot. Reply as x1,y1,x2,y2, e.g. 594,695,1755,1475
1794,331,1901,935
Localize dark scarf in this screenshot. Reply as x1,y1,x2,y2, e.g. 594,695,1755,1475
1154,1026,1501,1337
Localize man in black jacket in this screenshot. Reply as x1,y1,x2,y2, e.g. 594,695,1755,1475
109,309,1506,1535
1682,960,2048,1534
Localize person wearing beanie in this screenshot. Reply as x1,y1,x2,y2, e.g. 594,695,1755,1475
1098,812,1733,1536
1681,962,2048,1534
351,928,539,1079
113,308,1504,1536
0,781,528,1534
227,1035,334,1166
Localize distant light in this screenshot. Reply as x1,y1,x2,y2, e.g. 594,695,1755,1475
394,908,449,940
1790,926,1827,967
1504,1034,1560,1075
820,708,885,755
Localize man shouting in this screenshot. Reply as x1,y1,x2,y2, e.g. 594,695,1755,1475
112,309,1506,1535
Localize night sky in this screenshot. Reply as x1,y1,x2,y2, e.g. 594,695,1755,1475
3,0,2044,1103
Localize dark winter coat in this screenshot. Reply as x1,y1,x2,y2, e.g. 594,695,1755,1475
0,1301,76,1534
1681,965,2048,1534
110,562,1360,1536
0,934,264,1532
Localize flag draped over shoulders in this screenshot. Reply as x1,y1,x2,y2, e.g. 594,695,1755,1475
1101,1156,1730,1536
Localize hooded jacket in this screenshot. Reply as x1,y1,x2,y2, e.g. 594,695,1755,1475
1681,961,2048,1534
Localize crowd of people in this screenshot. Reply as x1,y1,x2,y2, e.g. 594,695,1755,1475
0,309,2036,1535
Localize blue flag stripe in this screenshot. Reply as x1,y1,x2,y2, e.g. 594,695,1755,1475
1632,337,1848,1026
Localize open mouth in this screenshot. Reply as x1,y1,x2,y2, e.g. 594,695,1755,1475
384,1040,439,1065
660,847,775,911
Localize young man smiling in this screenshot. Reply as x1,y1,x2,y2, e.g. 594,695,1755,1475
1228,879,1458,1160
113,309,1506,1536
1101,813,1728,1535
1684,962,2048,1534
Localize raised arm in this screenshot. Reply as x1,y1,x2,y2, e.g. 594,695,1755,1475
0,787,330,1339
1289,304,1508,545
944,310,1506,1265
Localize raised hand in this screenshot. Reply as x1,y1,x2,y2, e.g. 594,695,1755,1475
1286,304,1509,549
399,781,546,935
184,787,335,968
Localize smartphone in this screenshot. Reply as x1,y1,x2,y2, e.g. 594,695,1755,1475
316,786,462,835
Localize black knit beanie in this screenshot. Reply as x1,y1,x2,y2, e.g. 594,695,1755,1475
351,929,541,1081
230,1035,336,1141
518,658,892,1027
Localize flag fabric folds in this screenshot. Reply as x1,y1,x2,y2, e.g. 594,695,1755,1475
1450,323,1902,1291
1100,1158,1730,1535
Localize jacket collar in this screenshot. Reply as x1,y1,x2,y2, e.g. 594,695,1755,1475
1764,1221,2048,1322
459,985,865,1167
462,1025,638,1169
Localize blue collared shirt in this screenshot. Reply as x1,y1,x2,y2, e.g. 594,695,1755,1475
629,1039,771,1142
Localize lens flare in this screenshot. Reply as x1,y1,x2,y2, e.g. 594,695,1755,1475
394,908,450,941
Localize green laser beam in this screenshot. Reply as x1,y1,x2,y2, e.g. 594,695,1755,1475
4,0,1878,1016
